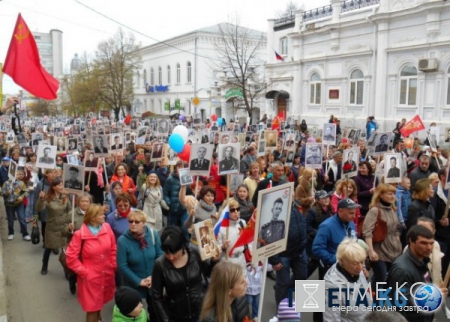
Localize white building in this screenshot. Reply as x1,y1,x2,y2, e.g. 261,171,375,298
34,29,63,78
266,0,450,136
133,23,267,123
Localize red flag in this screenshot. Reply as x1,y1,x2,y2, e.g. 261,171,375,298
229,208,257,256
274,50,284,61
124,114,132,125
400,115,425,137
3,14,59,100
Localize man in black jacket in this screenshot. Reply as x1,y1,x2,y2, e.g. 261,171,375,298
269,201,307,306
252,161,287,206
387,225,447,322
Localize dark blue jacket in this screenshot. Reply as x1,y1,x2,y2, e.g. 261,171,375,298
163,171,185,216
396,185,411,224
312,214,356,265
269,206,307,266
0,165,8,188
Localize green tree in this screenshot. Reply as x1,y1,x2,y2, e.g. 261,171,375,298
30,99,57,116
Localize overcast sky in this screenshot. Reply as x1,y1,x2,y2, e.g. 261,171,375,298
0,0,331,95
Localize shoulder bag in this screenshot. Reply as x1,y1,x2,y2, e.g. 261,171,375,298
372,207,387,243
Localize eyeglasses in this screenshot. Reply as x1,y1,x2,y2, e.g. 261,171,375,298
230,207,240,213
57,158,63,161
128,220,142,224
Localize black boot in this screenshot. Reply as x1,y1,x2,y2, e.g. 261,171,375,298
69,275,76,294
41,261,48,275
41,248,51,275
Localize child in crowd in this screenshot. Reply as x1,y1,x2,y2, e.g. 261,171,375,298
113,286,147,322
246,261,263,321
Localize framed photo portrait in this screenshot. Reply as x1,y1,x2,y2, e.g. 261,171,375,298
194,219,218,260
179,168,193,186
285,150,295,166
110,133,124,151
35,145,57,169
284,132,296,151
158,119,169,134
230,173,244,195
62,163,84,196
84,150,98,169
189,143,213,176
167,148,178,165
305,143,323,169
384,153,403,184
151,142,164,161
322,123,337,145
67,154,79,165
32,133,43,146
92,135,110,156
372,132,392,156
253,182,294,263
219,132,233,145
264,131,278,148
218,143,240,175
8,159,17,181
68,138,78,152
342,147,359,178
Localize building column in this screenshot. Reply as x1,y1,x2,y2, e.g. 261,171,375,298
267,19,275,65
374,20,389,122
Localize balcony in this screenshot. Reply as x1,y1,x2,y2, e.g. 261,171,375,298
302,5,333,23
341,0,380,13
274,14,295,31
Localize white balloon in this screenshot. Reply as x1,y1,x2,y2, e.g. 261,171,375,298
172,125,189,143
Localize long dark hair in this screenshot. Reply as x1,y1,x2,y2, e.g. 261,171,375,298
46,177,63,202
359,161,373,177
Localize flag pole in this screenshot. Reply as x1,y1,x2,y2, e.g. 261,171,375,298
226,173,231,260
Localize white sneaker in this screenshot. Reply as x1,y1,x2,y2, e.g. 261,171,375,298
7,235,13,240
23,235,31,241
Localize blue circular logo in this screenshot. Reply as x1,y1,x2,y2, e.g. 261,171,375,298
414,284,443,313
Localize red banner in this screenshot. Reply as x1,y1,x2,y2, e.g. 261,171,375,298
400,115,425,137
3,14,59,100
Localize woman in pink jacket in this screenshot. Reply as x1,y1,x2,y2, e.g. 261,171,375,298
66,204,117,322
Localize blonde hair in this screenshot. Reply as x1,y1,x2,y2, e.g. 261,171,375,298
146,172,161,188
83,204,104,225
200,261,244,321
335,179,357,199
336,238,367,264
369,183,397,210
128,210,147,223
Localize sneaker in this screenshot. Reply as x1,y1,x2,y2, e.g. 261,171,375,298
7,235,13,240
23,235,31,241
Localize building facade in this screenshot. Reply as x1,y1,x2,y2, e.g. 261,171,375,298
133,23,267,123
266,0,450,138
34,29,63,78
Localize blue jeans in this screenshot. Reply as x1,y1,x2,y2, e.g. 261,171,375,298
25,190,36,220
168,211,189,241
370,260,392,291
6,204,28,237
274,249,308,306
246,294,260,319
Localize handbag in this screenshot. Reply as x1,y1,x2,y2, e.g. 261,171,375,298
372,207,387,243
59,237,84,276
31,217,40,245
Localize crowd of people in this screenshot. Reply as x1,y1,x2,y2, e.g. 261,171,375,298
0,95,449,322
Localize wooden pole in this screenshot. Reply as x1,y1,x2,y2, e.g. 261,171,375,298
87,170,92,186
225,173,231,260
71,194,75,233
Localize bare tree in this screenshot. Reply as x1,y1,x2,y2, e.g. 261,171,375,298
94,29,141,121
277,1,302,18
212,21,267,124
30,99,57,116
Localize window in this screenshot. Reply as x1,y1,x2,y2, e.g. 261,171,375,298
158,66,162,85
136,71,141,87
310,73,321,104
176,63,181,84
447,66,450,105
399,65,417,106
143,69,147,84
281,38,288,56
167,65,171,84
349,69,364,105
143,99,147,112
150,68,154,86
187,61,192,83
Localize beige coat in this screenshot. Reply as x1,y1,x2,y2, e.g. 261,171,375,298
37,195,72,249
362,205,402,262
141,185,168,231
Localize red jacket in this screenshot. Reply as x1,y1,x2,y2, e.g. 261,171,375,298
110,174,136,194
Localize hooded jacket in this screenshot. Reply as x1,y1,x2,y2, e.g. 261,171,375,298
163,171,185,216
396,184,411,224
112,304,148,322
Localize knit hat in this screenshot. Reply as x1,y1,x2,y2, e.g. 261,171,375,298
277,298,301,321
115,286,141,316
413,178,432,193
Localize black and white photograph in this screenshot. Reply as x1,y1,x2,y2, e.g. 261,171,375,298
63,163,84,195
189,143,213,176
158,119,169,133
179,168,193,186
373,132,392,155
17,132,27,145
110,133,124,150
322,123,337,145
18,157,26,167
253,182,294,263
6,131,14,144
151,142,164,161
167,148,178,165
194,219,218,261
342,148,359,178
72,124,81,135
218,143,240,175
305,143,323,169
285,150,295,166
136,126,148,144
257,140,266,157
32,133,43,146
199,129,209,144
130,119,137,130
67,154,78,165
68,138,78,152
366,131,378,147
84,150,98,169
219,132,233,145
384,153,402,183
230,174,244,194
427,129,438,152
92,135,109,156
55,137,66,152
238,133,245,147
445,128,450,143
36,145,57,169
354,129,361,143
284,132,296,150
8,159,17,181
264,130,278,148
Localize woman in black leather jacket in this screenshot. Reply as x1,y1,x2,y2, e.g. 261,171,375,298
152,226,219,322
200,261,250,322
406,178,435,231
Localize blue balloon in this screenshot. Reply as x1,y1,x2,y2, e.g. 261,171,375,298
217,118,223,126
168,133,185,153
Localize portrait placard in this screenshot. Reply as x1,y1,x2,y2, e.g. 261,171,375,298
67,154,78,165
257,140,266,157
253,182,294,263
194,219,219,261
384,153,403,184
84,150,98,170
322,123,336,145
151,142,164,161
305,143,323,169
110,133,124,151
219,131,234,145
371,132,392,156
230,174,244,195
179,168,193,186
342,147,359,178
189,143,213,176
264,130,278,149
218,143,240,175
8,159,17,181
36,145,57,169
92,135,110,156
62,163,85,196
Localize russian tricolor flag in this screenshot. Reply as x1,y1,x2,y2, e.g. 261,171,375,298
274,50,284,61
214,205,230,236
